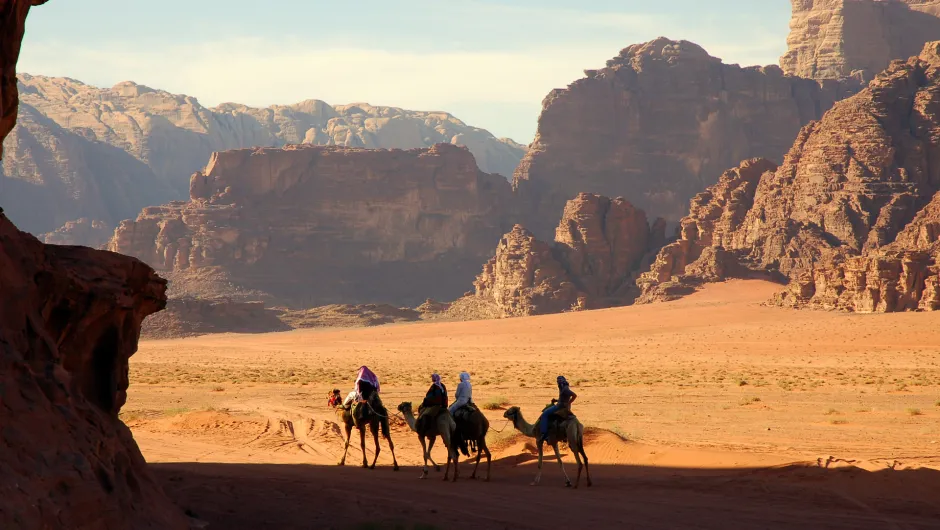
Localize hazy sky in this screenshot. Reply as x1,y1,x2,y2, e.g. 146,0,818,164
19,1,792,144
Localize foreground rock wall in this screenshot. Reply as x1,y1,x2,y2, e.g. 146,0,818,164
0,3,187,527
781,0,940,82
111,143,514,307
473,193,662,316
513,37,857,238
641,42,940,312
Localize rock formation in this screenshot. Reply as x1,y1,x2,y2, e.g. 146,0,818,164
473,193,662,316
275,303,421,329
781,0,940,82
41,217,113,248
0,3,187,527
1,102,174,237
110,143,514,307
513,37,858,238
637,159,780,301
640,42,940,312
142,298,290,339
17,74,527,197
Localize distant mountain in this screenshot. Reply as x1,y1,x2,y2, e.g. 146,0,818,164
0,102,175,236
16,74,526,195
1,74,526,245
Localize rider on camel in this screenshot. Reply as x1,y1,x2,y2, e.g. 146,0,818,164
537,375,577,442
447,372,473,418
343,366,381,418
416,373,448,432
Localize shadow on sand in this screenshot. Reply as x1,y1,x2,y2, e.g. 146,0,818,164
153,458,940,530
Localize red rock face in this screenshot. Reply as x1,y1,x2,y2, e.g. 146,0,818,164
513,37,857,238
641,42,940,312
0,210,189,528
781,0,940,82
0,2,188,527
637,158,779,302
110,143,514,306
473,193,659,316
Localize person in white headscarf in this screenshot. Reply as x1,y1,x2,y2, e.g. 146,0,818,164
448,372,472,416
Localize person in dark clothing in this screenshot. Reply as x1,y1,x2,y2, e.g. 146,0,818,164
538,375,578,441
417,373,449,432
422,373,448,408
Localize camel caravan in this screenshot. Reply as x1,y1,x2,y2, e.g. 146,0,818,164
332,367,592,488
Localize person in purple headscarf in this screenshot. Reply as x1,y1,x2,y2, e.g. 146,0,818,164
343,365,380,408
416,373,449,432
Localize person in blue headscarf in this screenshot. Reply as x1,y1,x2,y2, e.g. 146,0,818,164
537,376,578,442
448,372,472,416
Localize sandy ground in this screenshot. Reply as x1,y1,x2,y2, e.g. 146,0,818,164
127,281,940,529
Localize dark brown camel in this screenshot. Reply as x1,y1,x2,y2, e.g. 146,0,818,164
336,395,399,470
452,405,492,481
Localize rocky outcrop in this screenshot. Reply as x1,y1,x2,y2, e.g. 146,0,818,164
41,217,112,248
637,159,779,302
1,102,174,236
0,3,187,527
0,209,189,529
17,74,527,197
275,304,421,329
513,37,858,238
473,193,660,316
110,143,514,307
142,298,290,339
781,0,940,82
641,42,940,312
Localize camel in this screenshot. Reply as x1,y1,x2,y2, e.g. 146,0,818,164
452,405,492,481
335,395,399,470
503,406,591,488
397,402,460,481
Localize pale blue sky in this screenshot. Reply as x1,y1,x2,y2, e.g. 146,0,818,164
20,1,792,143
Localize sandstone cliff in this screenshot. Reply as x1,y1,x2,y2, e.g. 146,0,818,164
640,42,940,312
473,193,661,316
110,143,514,307
513,37,857,238
1,102,174,237
781,0,940,82
1,4,187,528
41,217,113,248
17,74,527,197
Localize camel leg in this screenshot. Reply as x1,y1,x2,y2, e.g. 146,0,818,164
359,426,369,468
426,436,441,472
385,432,399,471
552,443,572,487
470,439,482,480
446,433,459,482
369,423,381,469
482,440,492,482
581,446,592,487
571,443,583,489
338,423,353,466
418,436,430,479
531,440,544,486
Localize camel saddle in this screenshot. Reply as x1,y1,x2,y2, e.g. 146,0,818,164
452,402,479,423
544,406,575,433
353,393,385,422
416,404,445,432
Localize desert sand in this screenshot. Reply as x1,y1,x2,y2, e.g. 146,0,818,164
127,280,940,529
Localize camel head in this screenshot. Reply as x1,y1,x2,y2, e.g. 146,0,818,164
397,402,413,415
503,406,521,422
